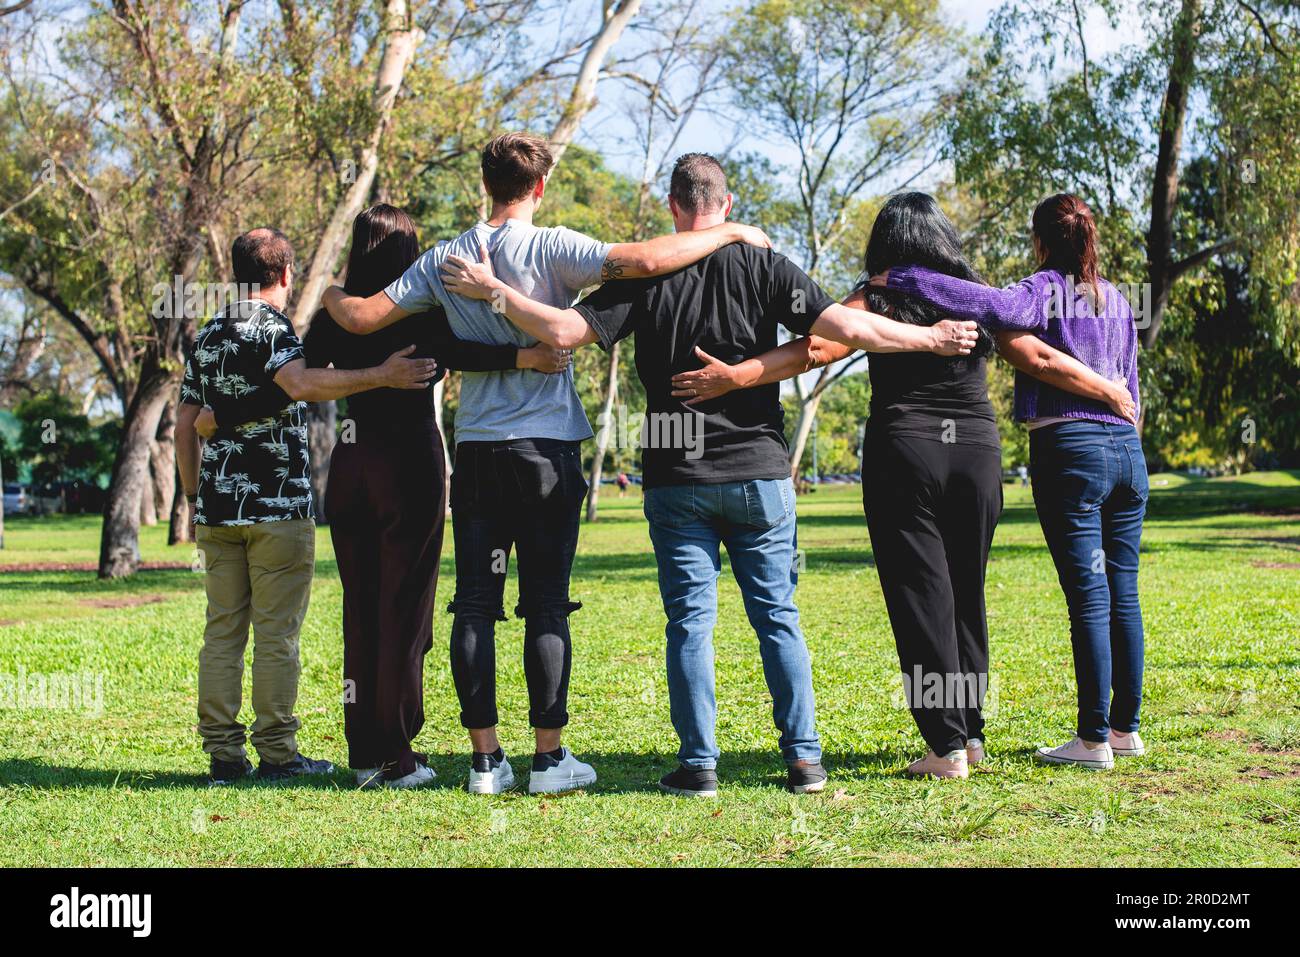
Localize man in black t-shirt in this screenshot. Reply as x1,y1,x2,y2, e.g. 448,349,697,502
441,154,978,796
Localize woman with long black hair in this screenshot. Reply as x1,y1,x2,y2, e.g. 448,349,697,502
671,191,1131,778
873,193,1147,770
198,204,568,788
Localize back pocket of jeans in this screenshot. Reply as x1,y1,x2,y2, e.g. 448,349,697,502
644,487,695,528
1040,445,1110,512
743,479,791,529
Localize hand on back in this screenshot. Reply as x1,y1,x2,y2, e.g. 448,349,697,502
442,242,500,302
930,319,980,356
670,347,738,405
379,345,439,389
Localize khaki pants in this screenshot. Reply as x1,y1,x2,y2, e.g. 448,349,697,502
195,519,315,765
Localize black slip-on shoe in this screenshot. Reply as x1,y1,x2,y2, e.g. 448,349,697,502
786,760,828,793
658,764,719,798
257,752,335,782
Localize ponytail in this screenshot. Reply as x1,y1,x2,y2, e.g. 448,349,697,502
1032,193,1104,308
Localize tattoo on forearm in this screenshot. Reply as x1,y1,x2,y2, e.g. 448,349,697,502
601,257,627,281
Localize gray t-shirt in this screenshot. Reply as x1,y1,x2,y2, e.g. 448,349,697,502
385,219,611,444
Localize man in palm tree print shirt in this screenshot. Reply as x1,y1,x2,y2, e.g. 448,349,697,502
181,298,312,526
175,227,440,784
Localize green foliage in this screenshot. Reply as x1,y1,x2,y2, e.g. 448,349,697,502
13,394,116,487
945,0,1300,470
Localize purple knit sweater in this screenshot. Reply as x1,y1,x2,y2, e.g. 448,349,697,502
886,266,1140,425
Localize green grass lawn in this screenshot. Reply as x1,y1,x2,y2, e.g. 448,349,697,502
1,471,1298,867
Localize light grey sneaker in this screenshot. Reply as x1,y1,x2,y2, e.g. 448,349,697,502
528,747,597,794
1109,730,1146,757
384,763,437,789
468,752,516,794
354,767,384,789
1035,736,1114,770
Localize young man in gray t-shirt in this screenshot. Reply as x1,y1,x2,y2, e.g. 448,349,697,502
324,132,769,795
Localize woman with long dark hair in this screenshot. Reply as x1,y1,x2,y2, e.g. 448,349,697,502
198,204,567,788
670,191,1131,778
873,193,1147,770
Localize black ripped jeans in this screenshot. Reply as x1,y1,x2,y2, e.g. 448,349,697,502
448,438,587,730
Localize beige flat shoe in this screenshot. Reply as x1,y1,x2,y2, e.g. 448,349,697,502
906,749,969,779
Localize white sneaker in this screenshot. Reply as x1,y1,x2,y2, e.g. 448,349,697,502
1109,730,1146,757
1035,736,1114,770
384,763,437,789
354,767,384,789
528,747,597,794
468,752,516,794
966,739,985,766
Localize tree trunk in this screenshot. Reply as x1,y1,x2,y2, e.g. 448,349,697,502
289,0,422,333
151,398,177,520
307,401,336,521
787,388,825,484
432,378,452,513
168,466,192,545
99,370,173,578
139,456,158,526
586,341,620,521
548,0,644,165
1143,0,1201,349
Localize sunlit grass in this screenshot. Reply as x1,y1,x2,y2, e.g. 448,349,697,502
0,472,1297,866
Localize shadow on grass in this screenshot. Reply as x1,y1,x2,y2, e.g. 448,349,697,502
0,748,906,795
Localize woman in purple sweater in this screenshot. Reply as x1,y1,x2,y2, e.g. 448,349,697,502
875,193,1148,770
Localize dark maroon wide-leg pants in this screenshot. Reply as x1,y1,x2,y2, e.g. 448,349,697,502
326,417,446,779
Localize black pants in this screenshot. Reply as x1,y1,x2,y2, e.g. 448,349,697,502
327,417,445,779
448,438,587,730
862,430,1003,756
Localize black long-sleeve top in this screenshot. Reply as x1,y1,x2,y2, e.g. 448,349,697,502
207,306,519,429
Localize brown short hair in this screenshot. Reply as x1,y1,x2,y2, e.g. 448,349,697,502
670,153,728,214
231,227,294,287
481,132,554,205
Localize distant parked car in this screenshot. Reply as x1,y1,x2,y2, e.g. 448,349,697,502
3,484,30,515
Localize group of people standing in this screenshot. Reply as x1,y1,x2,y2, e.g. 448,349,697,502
174,132,1149,795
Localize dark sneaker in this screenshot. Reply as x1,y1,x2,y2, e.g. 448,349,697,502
786,760,828,793
257,752,335,782
658,764,718,798
208,755,253,785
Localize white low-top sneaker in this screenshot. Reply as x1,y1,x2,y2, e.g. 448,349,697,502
966,739,985,766
385,763,437,789
528,747,597,794
354,767,384,789
1109,730,1146,757
1035,736,1114,769
468,751,516,794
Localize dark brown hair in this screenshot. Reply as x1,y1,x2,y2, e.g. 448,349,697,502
1032,193,1103,303
342,204,420,297
231,227,294,287
481,132,554,205
670,153,728,214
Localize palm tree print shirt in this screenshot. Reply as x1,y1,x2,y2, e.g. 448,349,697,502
180,299,314,526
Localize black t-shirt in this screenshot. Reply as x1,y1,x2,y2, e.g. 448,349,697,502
866,352,1001,451
573,244,834,488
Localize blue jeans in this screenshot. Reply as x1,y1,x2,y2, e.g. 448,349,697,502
1030,420,1148,743
644,478,820,770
